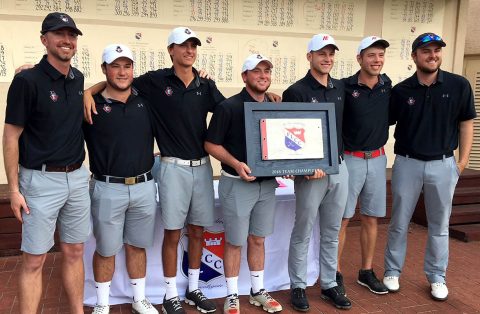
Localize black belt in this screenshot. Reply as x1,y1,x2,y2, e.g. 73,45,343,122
397,151,453,161
93,171,153,185
33,163,82,172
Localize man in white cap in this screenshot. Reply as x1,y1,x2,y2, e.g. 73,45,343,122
282,34,351,311
84,26,224,314
83,44,158,314
336,36,391,296
205,54,283,314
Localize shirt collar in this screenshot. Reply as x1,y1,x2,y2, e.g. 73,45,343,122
240,87,269,102
167,66,202,88
411,69,444,87
351,70,386,87
306,70,336,90
39,54,75,81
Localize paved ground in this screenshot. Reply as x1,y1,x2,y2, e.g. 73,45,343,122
1,223,479,313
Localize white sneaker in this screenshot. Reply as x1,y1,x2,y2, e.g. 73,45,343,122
133,298,159,314
383,276,400,292
92,304,110,314
431,282,448,301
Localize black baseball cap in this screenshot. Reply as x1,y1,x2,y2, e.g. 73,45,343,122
41,12,83,35
411,32,445,52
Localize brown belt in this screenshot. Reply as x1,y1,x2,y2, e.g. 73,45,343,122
34,163,82,172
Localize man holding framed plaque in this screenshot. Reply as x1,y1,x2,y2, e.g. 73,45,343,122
205,54,283,314
336,36,391,296
282,34,351,311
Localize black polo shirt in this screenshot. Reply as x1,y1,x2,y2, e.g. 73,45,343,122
282,70,345,157
206,88,274,181
342,72,391,151
5,55,85,169
390,69,477,159
83,89,154,177
133,67,225,160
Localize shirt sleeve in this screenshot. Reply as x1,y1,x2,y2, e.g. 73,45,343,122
282,86,302,102
133,72,153,99
207,80,226,112
458,78,477,121
206,104,230,145
5,75,34,127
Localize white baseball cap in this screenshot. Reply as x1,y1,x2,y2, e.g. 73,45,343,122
242,54,273,73
167,27,202,46
357,36,389,54
102,44,134,64
307,34,339,52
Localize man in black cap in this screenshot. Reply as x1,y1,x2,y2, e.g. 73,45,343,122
3,12,89,314
383,32,476,301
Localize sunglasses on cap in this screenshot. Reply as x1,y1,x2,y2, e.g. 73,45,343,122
420,34,442,43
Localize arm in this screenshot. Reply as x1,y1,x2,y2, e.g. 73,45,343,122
2,123,29,223
266,92,282,102
457,119,474,173
83,81,106,124
204,141,256,182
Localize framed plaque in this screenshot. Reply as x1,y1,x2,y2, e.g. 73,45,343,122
244,102,339,177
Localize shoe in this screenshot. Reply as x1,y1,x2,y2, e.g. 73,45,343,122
224,294,240,314
162,296,185,314
382,276,400,292
320,286,352,310
185,288,217,313
249,289,282,313
133,298,159,314
291,287,309,312
92,305,110,314
431,282,448,301
336,272,346,296
357,269,389,295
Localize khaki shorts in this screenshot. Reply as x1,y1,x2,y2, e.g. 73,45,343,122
19,165,91,254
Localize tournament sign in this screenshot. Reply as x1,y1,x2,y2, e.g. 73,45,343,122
245,102,339,177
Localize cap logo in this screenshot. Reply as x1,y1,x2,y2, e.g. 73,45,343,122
323,35,329,40
371,36,377,40
59,14,69,23
116,46,123,53
257,54,262,59
185,28,191,34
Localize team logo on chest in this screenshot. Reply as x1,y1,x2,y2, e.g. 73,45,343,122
103,104,112,113
180,230,225,283
407,97,415,105
352,90,360,98
285,127,305,151
165,86,173,96
311,97,318,103
49,90,59,102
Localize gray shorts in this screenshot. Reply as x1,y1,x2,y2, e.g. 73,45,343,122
90,178,157,257
218,175,278,246
159,159,215,230
343,154,387,219
19,165,91,255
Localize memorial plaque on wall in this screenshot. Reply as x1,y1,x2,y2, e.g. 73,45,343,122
244,102,339,177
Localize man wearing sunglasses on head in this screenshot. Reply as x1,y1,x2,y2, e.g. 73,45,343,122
383,32,476,301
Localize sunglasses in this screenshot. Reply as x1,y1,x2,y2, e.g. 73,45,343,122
420,34,442,43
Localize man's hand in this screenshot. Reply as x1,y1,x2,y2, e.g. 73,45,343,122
456,161,467,175
198,69,213,80
305,169,326,180
234,161,256,182
83,89,97,124
9,191,29,223
266,92,282,102
15,64,34,75
282,175,295,180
